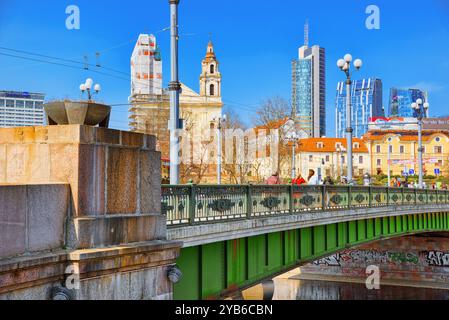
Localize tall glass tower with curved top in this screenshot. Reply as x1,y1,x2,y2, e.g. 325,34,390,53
292,40,326,138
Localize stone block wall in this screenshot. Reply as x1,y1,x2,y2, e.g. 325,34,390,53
0,125,182,300
0,125,166,249
301,234,449,286
0,184,70,259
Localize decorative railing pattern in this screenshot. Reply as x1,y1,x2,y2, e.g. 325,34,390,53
162,185,449,226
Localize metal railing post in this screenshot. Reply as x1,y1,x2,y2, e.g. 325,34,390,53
387,187,390,207
402,187,405,206
189,184,196,225
348,186,352,209
322,186,326,210
246,185,253,219
289,184,294,214
369,186,372,207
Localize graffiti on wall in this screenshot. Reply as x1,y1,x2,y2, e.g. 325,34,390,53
313,250,419,267
425,251,449,267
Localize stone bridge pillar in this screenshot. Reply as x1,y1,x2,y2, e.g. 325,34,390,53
0,125,182,300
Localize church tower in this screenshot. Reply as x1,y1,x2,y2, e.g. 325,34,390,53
200,41,221,98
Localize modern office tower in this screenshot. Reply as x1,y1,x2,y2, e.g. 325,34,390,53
0,91,45,127
291,22,326,138
335,78,383,138
389,88,428,118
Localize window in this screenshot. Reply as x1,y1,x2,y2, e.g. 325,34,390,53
359,156,363,164
326,155,330,162
6,100,14,108
377,159,382,166
359,169,364,176
342,156,346,164
400,146,405,154
435,146,443,154
389,145,393,153
376,145,381,153
317,142,323,149
309,155,313,162
437,160,443,167
210,64,215,74
354,143,359,149
422,146,426,153
436,137,441,142
210,84,215,96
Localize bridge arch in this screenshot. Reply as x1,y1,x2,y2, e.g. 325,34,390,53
174,212,449,300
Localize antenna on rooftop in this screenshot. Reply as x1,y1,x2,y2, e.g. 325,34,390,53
304,19,309,48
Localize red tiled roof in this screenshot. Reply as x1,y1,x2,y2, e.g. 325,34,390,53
298,138,368,153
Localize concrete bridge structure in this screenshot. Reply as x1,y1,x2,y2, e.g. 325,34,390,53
163,185,449,299
2,125,449,300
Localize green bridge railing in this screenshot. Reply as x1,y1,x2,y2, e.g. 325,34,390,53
162,185,449,226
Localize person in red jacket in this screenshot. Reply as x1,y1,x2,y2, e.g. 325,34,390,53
292,174,306,185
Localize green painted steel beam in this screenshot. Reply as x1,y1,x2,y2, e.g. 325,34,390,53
174,212,449,300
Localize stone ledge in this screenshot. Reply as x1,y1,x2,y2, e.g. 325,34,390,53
68,215,168,249
0,125,156,151
70,241,182,278
168,204,449,248
0,240,182,295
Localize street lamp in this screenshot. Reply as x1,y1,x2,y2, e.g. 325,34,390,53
80,78,101,101
387,135,401,187
213,114,227,185
285,131,300,180
336,146,347,182
337,54,363,185
411,99,430,189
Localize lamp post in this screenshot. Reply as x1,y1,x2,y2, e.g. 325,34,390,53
387,137,392,187
337,54,363,185
213,115,227,185
169,0,182,185
387,135,401,186
80,78,101,101
411,98,430,189
285,131,300,181
337,146,346,182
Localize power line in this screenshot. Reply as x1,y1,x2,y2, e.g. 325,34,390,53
0,46,129,77
0,51,131,82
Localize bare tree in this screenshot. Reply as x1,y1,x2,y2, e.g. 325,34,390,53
253,96,291,127
252,96,293,180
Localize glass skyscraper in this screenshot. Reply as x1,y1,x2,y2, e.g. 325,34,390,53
335,78,383,138
292,45,326,138
0,91,45,127
389,88,427,118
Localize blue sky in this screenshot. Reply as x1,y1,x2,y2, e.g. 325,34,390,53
0,0,449,135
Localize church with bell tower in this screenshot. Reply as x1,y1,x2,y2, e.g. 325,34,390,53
129,37,224,182
200,41,222,98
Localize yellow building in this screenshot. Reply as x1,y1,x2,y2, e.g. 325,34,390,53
362,130,449,177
